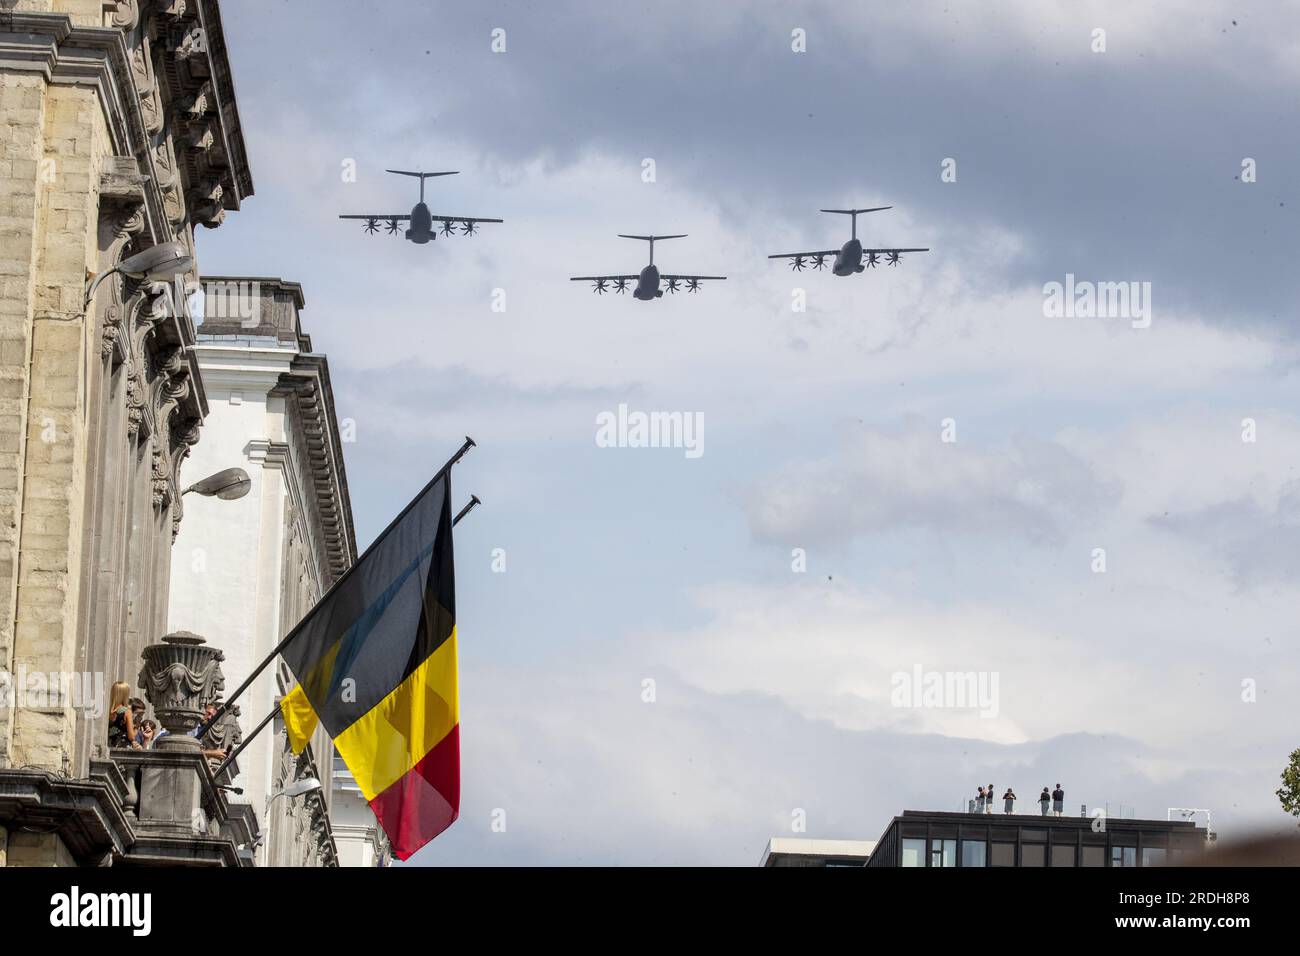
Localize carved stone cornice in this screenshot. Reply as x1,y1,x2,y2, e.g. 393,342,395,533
0,5,253,237
271,354,357,587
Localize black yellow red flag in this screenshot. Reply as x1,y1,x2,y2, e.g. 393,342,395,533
279,472,458,860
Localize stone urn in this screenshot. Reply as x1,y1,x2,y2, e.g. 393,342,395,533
138,630,225,752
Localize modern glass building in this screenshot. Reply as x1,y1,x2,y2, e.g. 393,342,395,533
865,810,1207,867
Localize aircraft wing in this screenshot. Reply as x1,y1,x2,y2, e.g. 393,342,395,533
768,250,839,260
860,247,929,254
659,274,726,293
340,214,411,236
570,274,639,294
428,216,504,224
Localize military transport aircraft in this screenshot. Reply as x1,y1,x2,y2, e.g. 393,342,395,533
769,207,928,276
338,170,502,245
571,235,726,300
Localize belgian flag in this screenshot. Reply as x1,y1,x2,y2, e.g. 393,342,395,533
278,471,458,860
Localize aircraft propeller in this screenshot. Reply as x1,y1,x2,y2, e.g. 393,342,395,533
461,220,478,236
686,278,701,292
866,252,880,268
613,278,629,294
812,254,828,270
886,251,901,266
665,277,681,294
385,218,401,235
790,255,806,271
363,218,379,235
441,219,457,237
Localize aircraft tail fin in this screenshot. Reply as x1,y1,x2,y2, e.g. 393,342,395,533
819,207,891,216
819,207,891,239
617,234,686,266
386,170,460,179
617,234,687,242
386,170,458,201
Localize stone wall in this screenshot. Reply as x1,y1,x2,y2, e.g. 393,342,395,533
0,0,253,865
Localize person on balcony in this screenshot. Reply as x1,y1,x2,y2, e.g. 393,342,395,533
1003,788,1016,813
1052,783,1065,817
188,702,228,762
107,681,142,750
138,719,169,749
1039,786,1051,816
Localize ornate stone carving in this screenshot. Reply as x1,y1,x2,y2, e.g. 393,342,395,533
95,199,145,361
151,440,170,508
103,0,140,31
125,365,144,439
101,305,122,359
169,416,201,538
177,80,213,119
138,631,225,750
129,37,163,136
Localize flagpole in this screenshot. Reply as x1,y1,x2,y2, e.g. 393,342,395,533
196,436,475,738
453,494,481,526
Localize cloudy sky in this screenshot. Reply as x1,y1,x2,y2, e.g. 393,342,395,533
202,0,1300,863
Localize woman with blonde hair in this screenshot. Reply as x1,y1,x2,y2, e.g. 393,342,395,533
107,681,141,750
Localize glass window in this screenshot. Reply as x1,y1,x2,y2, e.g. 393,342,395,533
1141,847,1167,867
1081,845,1105,867
1111,846,1136,867
1051,845,1075,867
991,843,1015,867
1021,843,1045,867
901,839,926,868
961,840,986,867
930,838,956,868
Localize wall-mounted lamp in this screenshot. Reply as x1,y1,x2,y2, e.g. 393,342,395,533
182,467,251,501
84,240,193,307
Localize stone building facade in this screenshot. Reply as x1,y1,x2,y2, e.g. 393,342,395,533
0,0,293,866
169,277,380,867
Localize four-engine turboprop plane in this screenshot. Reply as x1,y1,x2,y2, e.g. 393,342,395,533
570,235,726,300
338,169,503,245
768,207,928,276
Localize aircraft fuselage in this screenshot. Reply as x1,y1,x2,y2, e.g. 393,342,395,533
835,238,864,276
407,202,435,244
635,264,662,300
